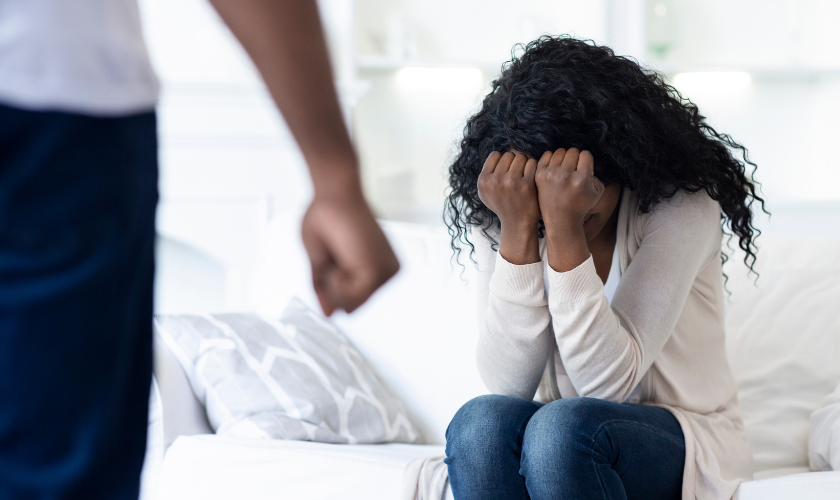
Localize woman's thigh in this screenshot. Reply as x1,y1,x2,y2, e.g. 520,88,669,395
521,398,685,500
445,394,542,500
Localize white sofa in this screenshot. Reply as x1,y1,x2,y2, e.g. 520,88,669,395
145,211,840,499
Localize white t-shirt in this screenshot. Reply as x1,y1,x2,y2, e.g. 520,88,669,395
0,0,159,116
603,240,621,304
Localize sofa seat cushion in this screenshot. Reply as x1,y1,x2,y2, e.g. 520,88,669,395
734,470,840,500
724,236,840,472
156,435,451,500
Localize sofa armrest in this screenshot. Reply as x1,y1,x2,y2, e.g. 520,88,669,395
153,332,214,448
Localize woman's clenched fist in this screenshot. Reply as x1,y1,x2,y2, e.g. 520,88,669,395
535,148,605,230
477,151,540,231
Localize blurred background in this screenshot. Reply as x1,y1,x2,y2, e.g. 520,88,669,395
139,0,840,313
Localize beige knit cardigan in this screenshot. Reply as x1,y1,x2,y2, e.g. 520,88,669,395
474,188,753,500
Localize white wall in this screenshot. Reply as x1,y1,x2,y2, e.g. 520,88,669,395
649,0,840,68
670,76,840,204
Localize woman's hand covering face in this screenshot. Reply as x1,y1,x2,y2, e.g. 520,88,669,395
535,148,605,230
476,147,609,268
477,151,541,231
476,147,607,236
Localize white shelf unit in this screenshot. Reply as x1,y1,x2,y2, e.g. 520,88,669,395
356,55,506,72
649,62,840,81
349,0,620,223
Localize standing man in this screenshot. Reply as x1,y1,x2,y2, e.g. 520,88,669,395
0,0,398,498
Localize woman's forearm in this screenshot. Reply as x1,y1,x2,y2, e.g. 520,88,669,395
477,262,552,400
474,231,551,400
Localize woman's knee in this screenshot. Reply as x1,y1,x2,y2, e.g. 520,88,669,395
445,394,540,458
446,395,538,442
521,398,613,464
445,395,541,495
529,397,610,430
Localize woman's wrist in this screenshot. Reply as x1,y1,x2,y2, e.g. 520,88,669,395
544,220,590,272
499,218,541,265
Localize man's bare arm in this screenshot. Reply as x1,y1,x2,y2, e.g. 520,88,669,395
208,0,398,314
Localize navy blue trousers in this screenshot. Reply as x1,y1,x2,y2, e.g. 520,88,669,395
0,104,158,499
446,395,686,500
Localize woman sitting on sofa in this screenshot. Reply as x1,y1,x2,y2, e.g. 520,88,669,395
443,36,763,500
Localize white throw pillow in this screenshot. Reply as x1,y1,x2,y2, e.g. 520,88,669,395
154,298,422,445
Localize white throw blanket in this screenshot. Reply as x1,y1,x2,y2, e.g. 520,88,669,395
402,455,450,500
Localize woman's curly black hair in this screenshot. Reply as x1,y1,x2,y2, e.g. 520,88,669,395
445,35,766,274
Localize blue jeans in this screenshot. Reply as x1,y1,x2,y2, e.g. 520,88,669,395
445,395,685,500
0,105,158,499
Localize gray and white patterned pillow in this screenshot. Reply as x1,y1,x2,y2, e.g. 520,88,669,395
154,298,421,445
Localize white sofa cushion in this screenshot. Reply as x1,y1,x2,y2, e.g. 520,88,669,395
724,236,840,472
810,380,840,471
156,436,450,500
734,470,840,499
139,378,165,500
249,212,488,444
154,298,421,444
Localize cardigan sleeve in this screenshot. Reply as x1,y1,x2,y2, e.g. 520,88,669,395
546,190,722,402
472,229,552,401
